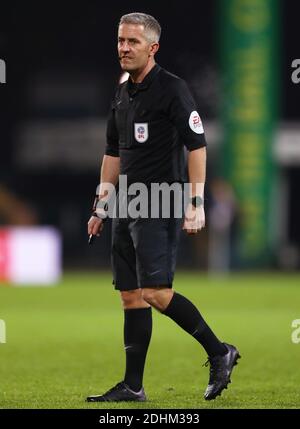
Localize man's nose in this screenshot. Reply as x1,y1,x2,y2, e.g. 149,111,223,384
120,41,130,52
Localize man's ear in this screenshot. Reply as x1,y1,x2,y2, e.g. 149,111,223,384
149,42,159,57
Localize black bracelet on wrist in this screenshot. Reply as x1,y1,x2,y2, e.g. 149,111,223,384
91,191,109,220
92,199,109,221
92,211,108,221
189,196,204,208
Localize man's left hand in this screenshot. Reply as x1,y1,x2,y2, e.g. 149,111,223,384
182,203,205,235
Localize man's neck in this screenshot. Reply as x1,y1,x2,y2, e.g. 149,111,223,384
129,59,156,83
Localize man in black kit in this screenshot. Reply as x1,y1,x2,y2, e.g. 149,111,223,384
87,12,240,402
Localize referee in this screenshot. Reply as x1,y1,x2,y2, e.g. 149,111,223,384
87,12,240,402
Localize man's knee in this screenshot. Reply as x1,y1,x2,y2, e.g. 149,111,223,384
142,288,157,305
120,289,145,309
142,287,173,310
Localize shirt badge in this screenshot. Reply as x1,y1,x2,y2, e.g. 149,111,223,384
189,111,204,134
134,123,149,143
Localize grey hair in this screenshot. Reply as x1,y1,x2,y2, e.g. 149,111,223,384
119,12,161,43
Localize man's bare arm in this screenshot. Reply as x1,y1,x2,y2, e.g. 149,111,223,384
183,147,206,234
188,147,206,198
98,155,120,198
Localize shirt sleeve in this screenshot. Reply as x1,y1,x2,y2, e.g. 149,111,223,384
105,106,119,157
167,78,207,151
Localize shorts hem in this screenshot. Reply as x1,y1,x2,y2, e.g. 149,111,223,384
113,282,139,292
113,278,173,291
140,282,173,289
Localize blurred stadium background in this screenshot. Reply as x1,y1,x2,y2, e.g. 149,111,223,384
0,0,300,409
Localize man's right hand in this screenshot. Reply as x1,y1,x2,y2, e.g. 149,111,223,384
87,216,104,237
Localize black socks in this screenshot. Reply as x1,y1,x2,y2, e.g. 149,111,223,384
163,292,227,358
123,293,226,391
123,307,152,392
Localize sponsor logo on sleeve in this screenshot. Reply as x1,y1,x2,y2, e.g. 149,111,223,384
189,111,204,134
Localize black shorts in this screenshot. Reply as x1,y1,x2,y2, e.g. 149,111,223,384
111,193,183,291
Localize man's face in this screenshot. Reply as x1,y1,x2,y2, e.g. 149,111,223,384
118,23,156,72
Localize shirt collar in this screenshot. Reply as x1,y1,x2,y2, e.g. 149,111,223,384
127,63,161,94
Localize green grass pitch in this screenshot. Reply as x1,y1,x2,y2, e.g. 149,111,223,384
0,272,299,409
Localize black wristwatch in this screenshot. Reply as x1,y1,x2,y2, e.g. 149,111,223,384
92,197,108,220
190,196,203,208
92,210,108,220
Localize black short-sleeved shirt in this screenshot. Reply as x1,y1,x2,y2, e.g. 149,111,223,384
105,64,207,185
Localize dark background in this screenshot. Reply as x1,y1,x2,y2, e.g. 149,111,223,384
0,0,299,268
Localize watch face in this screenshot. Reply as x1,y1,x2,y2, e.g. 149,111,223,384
192,196,203,207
